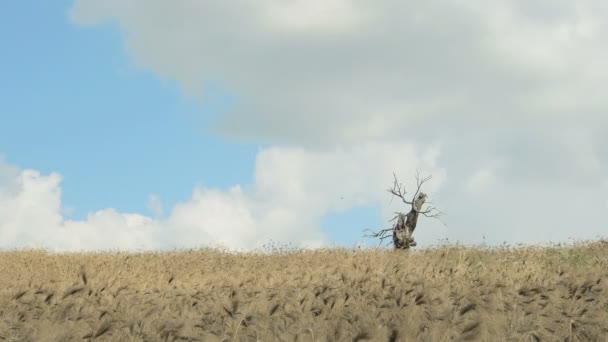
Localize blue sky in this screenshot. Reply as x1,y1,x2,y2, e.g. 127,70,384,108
1,1,606,252
0,1,383,250
1,1,252,217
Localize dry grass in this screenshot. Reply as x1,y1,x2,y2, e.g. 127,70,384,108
1,241,608,341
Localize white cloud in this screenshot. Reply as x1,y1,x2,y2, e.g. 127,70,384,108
439,179,608,246
466,158,508,195
261,0,364,34
0,142,444,252
467,169,495,196
147,194,163,217
64,1,607,247
69,0,608,146
603,179,608,210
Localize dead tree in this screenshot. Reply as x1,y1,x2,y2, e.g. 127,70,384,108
365,171,444,250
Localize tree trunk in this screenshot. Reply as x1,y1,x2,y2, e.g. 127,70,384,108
392,193,426,250
365,172,442,249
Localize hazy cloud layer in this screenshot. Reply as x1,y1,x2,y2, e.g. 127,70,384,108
70,0,608,145
0,144,444,252
62,0,607,247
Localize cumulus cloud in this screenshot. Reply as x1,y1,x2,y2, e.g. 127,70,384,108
64,0,607,246
69,0,608,146
466,159,508,196
0,143,444,252
147,194,163,218
441,174,608,246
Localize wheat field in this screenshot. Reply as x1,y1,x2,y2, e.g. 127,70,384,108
1,241,607,342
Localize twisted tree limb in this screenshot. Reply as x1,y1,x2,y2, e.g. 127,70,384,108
364,171,444,250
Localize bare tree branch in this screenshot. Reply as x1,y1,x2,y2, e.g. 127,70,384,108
411,169,432,205
362,228,395,246
420,207,446,226
388,212,404,222
387,172,413,205
365,170,446,250
418,204,441,215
